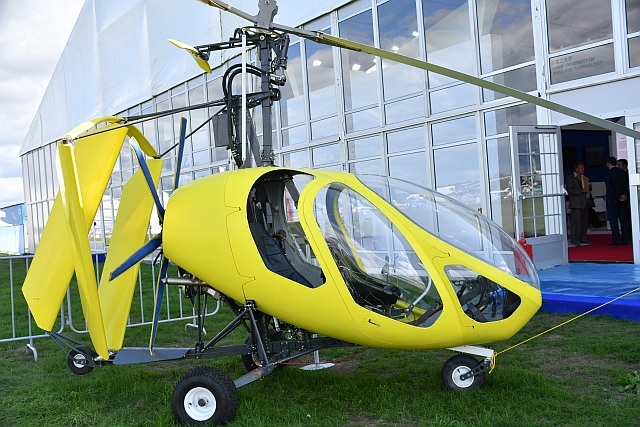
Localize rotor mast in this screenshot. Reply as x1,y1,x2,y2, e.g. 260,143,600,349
256,0,278,166
196,0,288,167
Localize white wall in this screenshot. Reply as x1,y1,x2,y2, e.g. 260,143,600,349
21,0,355,155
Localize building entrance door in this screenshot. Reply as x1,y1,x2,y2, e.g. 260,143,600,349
626,115,640,264
509,126,567,268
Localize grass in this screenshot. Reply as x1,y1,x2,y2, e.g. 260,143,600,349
3,313,640,427
0,258,203,341
1,258,640,426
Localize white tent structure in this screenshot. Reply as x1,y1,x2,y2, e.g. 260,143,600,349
20,0,640,265
20,0,349,154
19,0,351,252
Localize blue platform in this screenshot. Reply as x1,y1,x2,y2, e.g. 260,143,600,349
538,263,640,321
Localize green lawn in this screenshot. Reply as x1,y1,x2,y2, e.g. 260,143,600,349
2,312,640,426
1,257,640,426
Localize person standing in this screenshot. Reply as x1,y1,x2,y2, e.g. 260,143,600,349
565,162,589,246
604,157,631,245
617,158,628,172
616,158,632,244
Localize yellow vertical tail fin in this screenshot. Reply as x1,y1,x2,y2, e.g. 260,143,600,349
99,159,163,350
22,126,127,335
56,142,109,359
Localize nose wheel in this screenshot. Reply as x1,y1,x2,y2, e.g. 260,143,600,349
441,354,486,391
172,366,239,425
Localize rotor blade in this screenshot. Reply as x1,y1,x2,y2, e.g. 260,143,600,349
130,139,165,220
168,38,212,73
109,236,162,281
196,0,258,25
305,32,640,141
149,256,170,354
195,0,640,140
173,117,188,190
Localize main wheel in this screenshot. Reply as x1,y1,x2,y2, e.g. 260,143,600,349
240,314,284,371
172,366,239,425
441,354,485,391
241,336,277,371
241,336,263,371
67,346,97,375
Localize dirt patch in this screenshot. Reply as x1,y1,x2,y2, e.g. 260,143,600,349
544,334,564,341
538,352,637,380
0,344,37,362
330,358,359,373
347,413,420,427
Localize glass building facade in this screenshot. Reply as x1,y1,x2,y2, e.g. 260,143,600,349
21,0,640,254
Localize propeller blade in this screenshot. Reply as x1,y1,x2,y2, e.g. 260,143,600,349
174,117,187,190
149,256,170,353
109,236,162,281
129,139,165,220
168,38,212,73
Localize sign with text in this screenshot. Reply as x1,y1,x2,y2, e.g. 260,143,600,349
550,44,615,84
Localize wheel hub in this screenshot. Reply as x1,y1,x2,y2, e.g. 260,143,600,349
451,366,475,388
72,354,86,368
184,387,217,421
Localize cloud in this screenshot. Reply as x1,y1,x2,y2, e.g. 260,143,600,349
0,0,84,207
0,145,23,178
0,177,25,207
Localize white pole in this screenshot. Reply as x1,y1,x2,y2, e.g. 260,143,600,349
241,31,247,166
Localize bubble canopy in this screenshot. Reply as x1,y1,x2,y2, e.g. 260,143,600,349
356,175,540,290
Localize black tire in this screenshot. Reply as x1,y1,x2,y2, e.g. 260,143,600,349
241,315,283,371
67,346,97,375
172,366,239,425
241,336,261,371
441,354,485,391
241,336,274,371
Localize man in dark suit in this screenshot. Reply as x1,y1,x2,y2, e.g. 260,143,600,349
617,158,632,241
565,162,589,246
605,156,631,245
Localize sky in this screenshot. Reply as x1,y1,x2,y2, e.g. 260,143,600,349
0,0,85,207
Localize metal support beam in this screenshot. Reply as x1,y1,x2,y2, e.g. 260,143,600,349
259,36,274,166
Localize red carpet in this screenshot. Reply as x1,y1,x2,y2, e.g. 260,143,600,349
568,233,633,263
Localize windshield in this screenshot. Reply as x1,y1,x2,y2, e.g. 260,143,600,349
357,175,539,290
314,183,443,327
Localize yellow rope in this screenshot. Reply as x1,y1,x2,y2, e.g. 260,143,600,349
489,286,640,373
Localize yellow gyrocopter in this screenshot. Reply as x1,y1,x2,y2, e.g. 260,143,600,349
21,0,640,425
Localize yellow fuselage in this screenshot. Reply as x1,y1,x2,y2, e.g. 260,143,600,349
163,167,541,350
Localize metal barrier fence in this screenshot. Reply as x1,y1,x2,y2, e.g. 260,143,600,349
0,224,26,254
0,254,220,361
